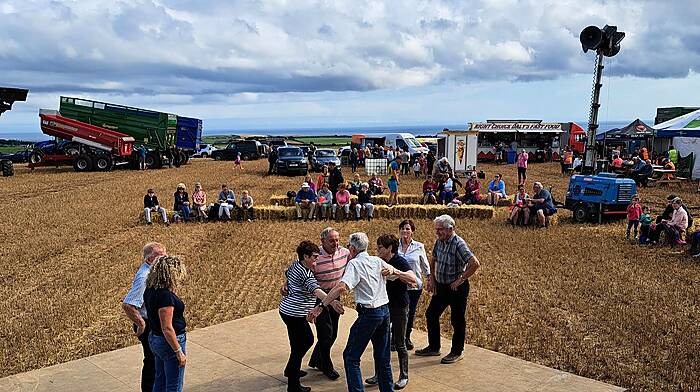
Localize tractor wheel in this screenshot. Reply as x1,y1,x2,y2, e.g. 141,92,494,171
1,160,13,177
73,155,94,172
62,142,81,157
573,203,589,223
95,155,113,171
146,152,163,169
30,150,44,164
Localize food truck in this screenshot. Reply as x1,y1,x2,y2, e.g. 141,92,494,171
469,120,567,162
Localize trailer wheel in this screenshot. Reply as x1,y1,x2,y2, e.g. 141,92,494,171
95,155,113,171
180,151,189,165
146,152,162,169
1,160,13,177
172,152,182,168
573,203,589,223
73,155,94,172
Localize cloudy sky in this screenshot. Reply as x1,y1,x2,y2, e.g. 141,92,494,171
1,0,699,137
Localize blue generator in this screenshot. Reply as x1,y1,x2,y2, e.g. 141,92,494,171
564,173,636,223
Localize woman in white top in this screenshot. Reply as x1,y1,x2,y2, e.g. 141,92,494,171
397,219,430,350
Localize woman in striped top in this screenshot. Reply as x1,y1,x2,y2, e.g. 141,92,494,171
279,240,344,392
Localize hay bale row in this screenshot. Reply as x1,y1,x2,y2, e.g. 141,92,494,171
253,204,494,221
271,193,483,207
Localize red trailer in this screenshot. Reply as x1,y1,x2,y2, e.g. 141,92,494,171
32,111,135,172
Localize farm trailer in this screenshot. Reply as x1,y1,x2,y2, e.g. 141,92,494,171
33,111,134,172
59,96,201,168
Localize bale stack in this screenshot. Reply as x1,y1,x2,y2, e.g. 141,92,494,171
250,204,494,221
271,193,437,207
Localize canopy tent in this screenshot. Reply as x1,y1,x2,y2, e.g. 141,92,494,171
653,108,700,137
595,119,655,141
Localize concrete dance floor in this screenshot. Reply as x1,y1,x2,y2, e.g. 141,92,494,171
0,309,624,392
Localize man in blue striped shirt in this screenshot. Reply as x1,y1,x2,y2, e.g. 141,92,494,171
122,242,167,392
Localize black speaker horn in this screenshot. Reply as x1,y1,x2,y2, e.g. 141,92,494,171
580,26,603,52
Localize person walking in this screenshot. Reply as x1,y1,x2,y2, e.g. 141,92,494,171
364,234,416,389
313,232,400,392
122,242,167,392
268,147,278,175
350,148,359,173
517,149,528,185
144,255,188,392
280,240,344,392
396,220,430,351
415,215,481,364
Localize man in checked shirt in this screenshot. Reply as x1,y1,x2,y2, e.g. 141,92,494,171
414,215,480,364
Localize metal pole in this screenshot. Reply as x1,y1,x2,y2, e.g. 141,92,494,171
583,49,605,174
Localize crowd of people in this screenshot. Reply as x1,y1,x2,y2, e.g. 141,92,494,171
123,216,480,392
627,194,695,250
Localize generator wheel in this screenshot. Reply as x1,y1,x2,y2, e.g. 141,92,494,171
1,160,13,177
573,203,589,223
73,155,94,172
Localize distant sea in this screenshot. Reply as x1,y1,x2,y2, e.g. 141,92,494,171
2,121,641,142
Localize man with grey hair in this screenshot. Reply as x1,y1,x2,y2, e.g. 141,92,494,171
528,182,557,227
122,242,167,392
415,215,480,364
312,232,399,391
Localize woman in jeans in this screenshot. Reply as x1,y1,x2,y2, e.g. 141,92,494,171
279,241,344,392
173,183,191,222
396,220,430,351
144,255,188,392
365,234,417,389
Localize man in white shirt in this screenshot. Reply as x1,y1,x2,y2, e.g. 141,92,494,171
314,232,398,392
122,242,167,392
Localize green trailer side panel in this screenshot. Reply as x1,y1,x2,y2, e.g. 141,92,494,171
59,96,175,150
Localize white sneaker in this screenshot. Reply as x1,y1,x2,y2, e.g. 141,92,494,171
693,252,700,258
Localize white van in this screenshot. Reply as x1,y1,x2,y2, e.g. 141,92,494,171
361,133,429,156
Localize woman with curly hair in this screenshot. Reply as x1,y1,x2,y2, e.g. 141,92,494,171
144,255,188,392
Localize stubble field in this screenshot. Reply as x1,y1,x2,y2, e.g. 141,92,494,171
0,158,698,391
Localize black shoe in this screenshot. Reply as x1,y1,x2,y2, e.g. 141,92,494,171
146,221,152,225
299,370,308,378
440,352,463,364
390,343,396,352
365,375,378,385
287,385,311,392
323,368,340,380
406,338,414,350
415,347,441,356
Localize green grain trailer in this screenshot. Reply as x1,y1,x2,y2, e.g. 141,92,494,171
59,96,177,168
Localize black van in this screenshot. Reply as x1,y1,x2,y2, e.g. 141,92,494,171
211,140,261,161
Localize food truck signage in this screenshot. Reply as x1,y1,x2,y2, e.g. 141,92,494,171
470,122,562,132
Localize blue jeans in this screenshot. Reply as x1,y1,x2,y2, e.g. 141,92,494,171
177,205,191,221
343,304,393,392
149,333,186,392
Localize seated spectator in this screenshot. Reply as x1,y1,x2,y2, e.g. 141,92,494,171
487,174,506,206
334,183,352,220
173,183,191,222
459,172,483,204
295,182,317,221
316,183,333,220
687,227,700,257
217,184,238,221
368,173,384,195
663,158,676,179
349,173,362,195
191,182,208,222
439,174,455,204
239,190,254,222
355,183,374,221
611,155,623,169
508,184,529,226
638,159,654,186
144,188,169,226
528,182,557,227
648,197,688,246
422,175,438,204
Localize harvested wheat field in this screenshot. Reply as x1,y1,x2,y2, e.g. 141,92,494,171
1,159,699,391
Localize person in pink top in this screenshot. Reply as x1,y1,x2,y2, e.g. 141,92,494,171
333,183,352,220
191,182,208,222
517,149,528,185
626,195,642,240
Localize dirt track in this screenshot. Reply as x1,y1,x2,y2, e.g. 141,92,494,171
0,159,698,391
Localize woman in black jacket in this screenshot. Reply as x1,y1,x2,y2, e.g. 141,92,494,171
173,183,191,222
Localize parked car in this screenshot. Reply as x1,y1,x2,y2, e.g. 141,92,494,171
310,148,341,172
268,139,288,150
192,144,219,158
275,146,308,175
338,146,351,165
211,140,261,161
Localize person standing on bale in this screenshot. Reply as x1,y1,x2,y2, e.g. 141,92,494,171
416,215,480,365
122,242,167,392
